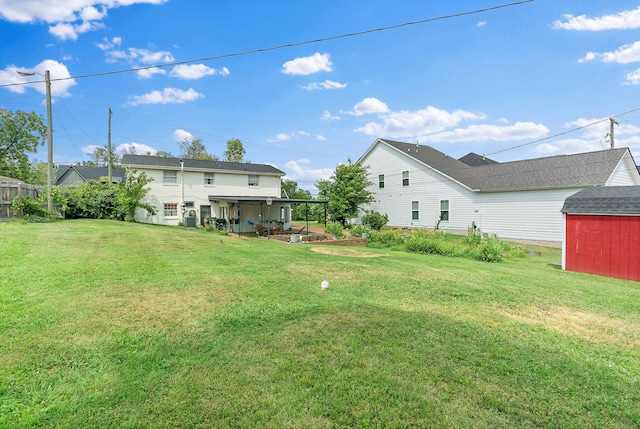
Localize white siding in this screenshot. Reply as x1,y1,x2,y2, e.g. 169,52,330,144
474,188,579,242
134,167,281,225
607,152,640,186
361,143,475,233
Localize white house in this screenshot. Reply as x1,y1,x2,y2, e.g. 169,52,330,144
357,138,640,243
121,155,291,234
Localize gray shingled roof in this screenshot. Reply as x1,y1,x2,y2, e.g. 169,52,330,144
381,139,630,192
121,154,285,175
56,165,126,182
561,186,640,214
458,152,498,166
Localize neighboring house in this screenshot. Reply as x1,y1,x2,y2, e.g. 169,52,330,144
357,138,640,243
121,155,290,232
561,186,640,282
55,165,126,186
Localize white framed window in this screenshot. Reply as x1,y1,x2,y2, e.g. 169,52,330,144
163,170,177,184
248,175,259,187
204,172,214,185
411,201,419,220
164,203,178,217
379,174,385,189
402,170,409,186
440,200,449,221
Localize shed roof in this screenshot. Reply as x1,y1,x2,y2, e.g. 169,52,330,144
379,139,631,192
56,165,126,182
561,186,640,215
121,154,285,175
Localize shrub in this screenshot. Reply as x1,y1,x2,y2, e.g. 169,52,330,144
361,211,389,231
474,238,504,262
367,229,407,246
11,196,53,220
324,223,345,239
350,223,371,238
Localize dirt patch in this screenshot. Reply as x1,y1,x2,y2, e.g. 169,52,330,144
501,305,640,349
310,247,386,258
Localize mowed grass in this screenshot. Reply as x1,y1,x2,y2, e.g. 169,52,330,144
1,220,639,428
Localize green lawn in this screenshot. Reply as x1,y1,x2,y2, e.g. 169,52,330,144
1,219,639,428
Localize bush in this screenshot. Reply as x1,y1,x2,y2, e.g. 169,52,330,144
350,223,371,238
361,211,389,231
11,196,53,220
367,229,407,246
324,223,345,239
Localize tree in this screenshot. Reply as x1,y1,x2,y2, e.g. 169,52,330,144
83,145,120,167
117,169,156,222
154,150,174,158
316,158,374,226
0,109,47,182
282,179,314,221
223,138,246,162
179,137,217,160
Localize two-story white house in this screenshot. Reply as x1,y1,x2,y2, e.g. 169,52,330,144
357,138,640,244
121,155,290,234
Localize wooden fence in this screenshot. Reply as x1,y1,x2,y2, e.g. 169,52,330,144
0,177,40,219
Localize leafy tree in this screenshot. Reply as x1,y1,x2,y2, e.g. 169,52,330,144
83,145,120,167
117,169,156,222
282,179,314,220
316,158,374,226
361,211,389,231
179,137,217,160
0,109,47,182
223,138,246,162
154,150,174,158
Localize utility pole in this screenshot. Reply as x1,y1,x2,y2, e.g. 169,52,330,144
609,117,619,149
108,107,113,182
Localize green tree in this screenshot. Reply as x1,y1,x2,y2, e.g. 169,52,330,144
0,109,47,182
83,145,120,167
154,150,174,158
179,137,217,160
117,169,156,222
316,158,374,226
223,138,246,162
282,179,314,221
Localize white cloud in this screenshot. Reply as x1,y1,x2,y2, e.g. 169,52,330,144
579,52,597,63
302,80,347,91
344,97,389,116
169,64,230,80
0,59,76,97
626,67,640,84
316,135,327,141
136,67,166,79
282,52,332,76
82,144,100,155
172,129,193,142
476,21,486,27
267,131,310,142
116,142,156,155
283,160,333,184
0,1,168,40
127,88,204,105
354,104,485,137
534,143,558,154
553,6,640,31
96,36,122,51
107,47,174,64
321,111,340,120
418,122,549,144
600,41,640,64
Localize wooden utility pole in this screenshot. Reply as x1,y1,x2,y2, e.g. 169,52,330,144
108,107,113,182
609,117,619,149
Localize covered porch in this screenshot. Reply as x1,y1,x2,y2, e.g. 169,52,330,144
208,196,328,238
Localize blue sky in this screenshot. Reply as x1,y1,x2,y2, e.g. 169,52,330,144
1,0,640,193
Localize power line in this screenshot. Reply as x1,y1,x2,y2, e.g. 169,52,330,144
484,106,640,157
0,0,535,89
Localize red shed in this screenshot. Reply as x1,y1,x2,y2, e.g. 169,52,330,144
561,186,640,282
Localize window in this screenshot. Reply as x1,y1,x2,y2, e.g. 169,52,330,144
440,200,449,221
204,172,214,185
378,174,385,189
184,201,195,208
402,170,409,186
164,203,178,217
411,201,419,220
248,175,259,187
163,170,177,184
